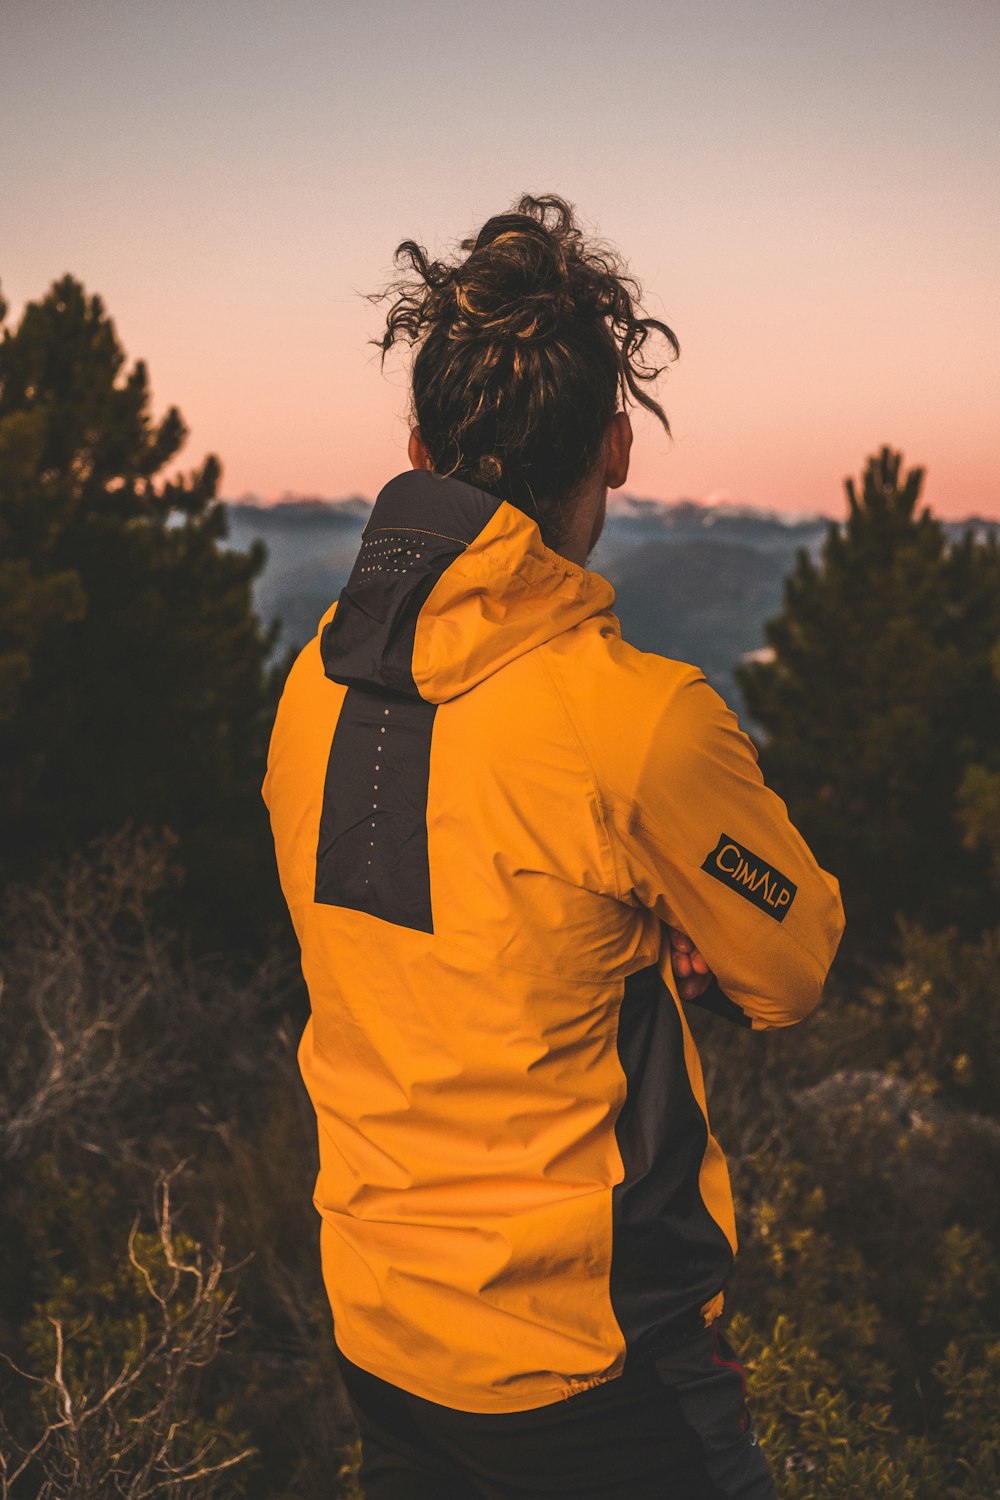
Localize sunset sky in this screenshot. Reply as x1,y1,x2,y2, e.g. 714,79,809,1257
3,0,998,520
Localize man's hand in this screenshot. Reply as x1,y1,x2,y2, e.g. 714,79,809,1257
666,925,714,1002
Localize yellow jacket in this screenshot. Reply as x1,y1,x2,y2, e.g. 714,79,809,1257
262,468,845,1413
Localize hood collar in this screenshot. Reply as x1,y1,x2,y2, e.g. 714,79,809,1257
320,468,618,703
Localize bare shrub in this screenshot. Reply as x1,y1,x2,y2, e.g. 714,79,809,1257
0,1167,254,1498
0,822,299,1169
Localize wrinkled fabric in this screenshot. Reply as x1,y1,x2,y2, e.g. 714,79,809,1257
262,467,845,1413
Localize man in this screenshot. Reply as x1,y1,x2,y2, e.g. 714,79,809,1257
261,411,845,1497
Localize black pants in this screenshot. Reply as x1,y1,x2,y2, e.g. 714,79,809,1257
333,1320,779,1499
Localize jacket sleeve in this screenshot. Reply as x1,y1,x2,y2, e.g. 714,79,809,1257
602,665,846,1030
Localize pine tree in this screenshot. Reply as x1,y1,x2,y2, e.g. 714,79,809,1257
0,274,285,953
734,446,1000,979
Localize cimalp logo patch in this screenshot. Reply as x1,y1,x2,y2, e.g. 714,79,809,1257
701,833,797,922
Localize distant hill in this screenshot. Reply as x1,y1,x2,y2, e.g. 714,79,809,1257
601,538,790,706
225,497,373,667
225,492,998,724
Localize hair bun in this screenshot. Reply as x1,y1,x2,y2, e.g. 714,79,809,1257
368,191,678,542
450,219,575,344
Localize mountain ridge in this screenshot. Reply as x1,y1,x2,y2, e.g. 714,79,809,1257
222,494,999,722
225,488,998,536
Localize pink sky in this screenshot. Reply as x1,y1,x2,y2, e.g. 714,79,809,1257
3,0,997,520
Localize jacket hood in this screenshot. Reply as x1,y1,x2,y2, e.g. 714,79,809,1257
319,468,618,704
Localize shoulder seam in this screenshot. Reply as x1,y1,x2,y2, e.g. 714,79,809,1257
536,649,622,904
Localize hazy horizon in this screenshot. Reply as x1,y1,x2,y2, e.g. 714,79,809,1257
222,483,997,529
4,0,997,520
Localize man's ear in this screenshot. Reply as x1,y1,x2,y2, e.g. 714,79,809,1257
409,427,432,471
605,411,633,490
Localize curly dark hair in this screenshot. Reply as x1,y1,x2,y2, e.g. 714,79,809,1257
366,193,679,551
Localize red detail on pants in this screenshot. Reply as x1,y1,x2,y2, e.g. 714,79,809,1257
711,1320,750,1431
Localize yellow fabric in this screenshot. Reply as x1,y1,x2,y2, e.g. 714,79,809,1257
262,482,846,1413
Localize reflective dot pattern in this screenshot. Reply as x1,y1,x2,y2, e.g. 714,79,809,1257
358,533,423,574
366,705,392,885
